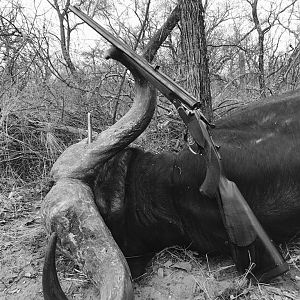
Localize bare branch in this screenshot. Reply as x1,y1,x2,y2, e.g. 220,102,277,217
143,4,181,62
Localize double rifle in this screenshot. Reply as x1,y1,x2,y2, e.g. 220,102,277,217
69,6,288,281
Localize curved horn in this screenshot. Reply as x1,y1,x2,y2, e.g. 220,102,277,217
50,47,156,181
42,179,134,300
42,49,156,300
42,5,181,299
43,232,68,300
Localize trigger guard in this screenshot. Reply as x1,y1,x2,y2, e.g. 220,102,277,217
188,140,201,155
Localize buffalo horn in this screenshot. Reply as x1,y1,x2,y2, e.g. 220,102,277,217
42,232,68,300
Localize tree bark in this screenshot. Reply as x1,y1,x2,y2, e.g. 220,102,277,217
239,51,246,90
180,0,213,120
250,0,267,98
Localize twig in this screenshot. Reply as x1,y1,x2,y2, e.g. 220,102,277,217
87,112,92,144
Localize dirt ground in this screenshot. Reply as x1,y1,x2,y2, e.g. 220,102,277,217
0,183,300,300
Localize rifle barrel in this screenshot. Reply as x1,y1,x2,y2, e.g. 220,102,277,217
69,6,208,117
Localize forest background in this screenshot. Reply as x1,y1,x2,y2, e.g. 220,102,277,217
1,1,300,299
1,0,300,183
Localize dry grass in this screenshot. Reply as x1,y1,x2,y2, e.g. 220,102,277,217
1,84,300,299
2,174,298,299
134,243,300,299
0,113,84,186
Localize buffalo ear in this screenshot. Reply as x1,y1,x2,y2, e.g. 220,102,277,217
93,149,134,217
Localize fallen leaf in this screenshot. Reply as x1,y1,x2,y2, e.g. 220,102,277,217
24,272,32,278
163,260,173,268
8,288,20,294
282,291,297,299
24,219,35,226
172,261,192,272
265,286,282,294
157,268,164,278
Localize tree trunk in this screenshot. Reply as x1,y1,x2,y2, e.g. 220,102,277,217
239,51,246,90
52,0,79,81
180,0,213,121
250,0,267,98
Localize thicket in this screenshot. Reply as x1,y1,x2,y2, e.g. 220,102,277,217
1,0,300,188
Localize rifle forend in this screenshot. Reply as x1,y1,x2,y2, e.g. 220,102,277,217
69,5,210,125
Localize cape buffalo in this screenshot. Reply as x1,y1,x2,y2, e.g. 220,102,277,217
42,46,300,299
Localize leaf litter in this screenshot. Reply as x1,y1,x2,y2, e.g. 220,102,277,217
0,183,299,299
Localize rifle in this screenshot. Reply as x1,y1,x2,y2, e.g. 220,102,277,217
69,6,288,281
69,5,219,196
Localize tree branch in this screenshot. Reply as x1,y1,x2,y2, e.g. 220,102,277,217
143,4,181,62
